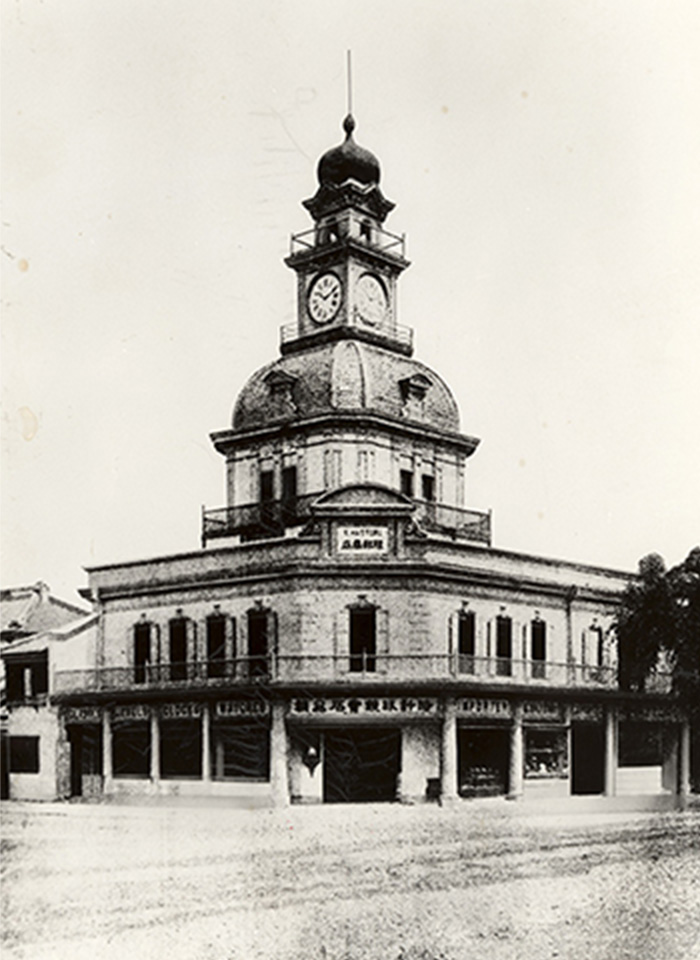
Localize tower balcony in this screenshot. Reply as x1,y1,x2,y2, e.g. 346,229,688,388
287,211,406,262
201,496,492,545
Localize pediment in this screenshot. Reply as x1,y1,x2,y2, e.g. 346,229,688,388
312,483,413,511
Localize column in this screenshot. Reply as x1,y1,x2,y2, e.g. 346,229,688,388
508,703,523,800
440,699,458,803
604,705,617,797
202,703,211,783
270,701,289,807
678,720,691,807
102,708,113,791
150,708,160,789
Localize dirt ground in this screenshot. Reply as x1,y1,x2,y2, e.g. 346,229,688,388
2,800,699,960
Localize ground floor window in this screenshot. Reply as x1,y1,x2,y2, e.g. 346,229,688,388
160,719,202,778
618,721,663,767
211,720,269,780
8,736,40,773
524,727,568,779
112,721,150,777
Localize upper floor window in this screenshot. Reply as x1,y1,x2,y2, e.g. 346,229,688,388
495,615,512,676
531,620,546,679
133,622,151,685
207,613,227,679
5,651,48,703
259,470,274,503
400,470,414,498
349,605,376,673
247,608,270,679
168,617,188,682
458,611,476,675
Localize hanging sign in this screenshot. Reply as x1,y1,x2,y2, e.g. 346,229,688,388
337,526,388,555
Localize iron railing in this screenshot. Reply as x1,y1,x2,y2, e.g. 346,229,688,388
202,496,491,544
53,654,670,696
289,212,406,259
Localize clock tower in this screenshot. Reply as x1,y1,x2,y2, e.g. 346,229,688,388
283,114,412,356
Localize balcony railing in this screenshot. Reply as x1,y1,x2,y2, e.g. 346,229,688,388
288,212,406,259
202,496,491,544
412,501,492,544
279,318,414,351
53,655,668,696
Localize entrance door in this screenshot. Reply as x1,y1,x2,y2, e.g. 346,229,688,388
571,722,605,794
458,727,510,797
68,724,103,798
323,728,401,802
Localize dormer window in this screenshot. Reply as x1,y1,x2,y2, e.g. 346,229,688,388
264,370,297,416
399,373,432,419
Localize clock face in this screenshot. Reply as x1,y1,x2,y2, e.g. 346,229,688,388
307,272,342,324
355,273,388,326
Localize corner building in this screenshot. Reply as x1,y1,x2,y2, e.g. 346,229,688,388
53,113,691,807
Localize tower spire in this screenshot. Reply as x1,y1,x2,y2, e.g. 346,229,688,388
346,49,353,118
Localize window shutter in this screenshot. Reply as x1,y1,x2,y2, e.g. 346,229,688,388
227,617,237,661
186,618,197,664
377,608,390,675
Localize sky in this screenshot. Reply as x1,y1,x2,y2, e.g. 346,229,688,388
2,0,699,605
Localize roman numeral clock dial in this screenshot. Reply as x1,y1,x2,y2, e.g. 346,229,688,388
307,272,342,324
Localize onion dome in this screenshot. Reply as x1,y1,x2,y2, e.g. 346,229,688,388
317,114,381,187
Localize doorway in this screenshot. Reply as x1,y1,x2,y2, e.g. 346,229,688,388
323,728,401,802
571,722,605,794
68,724,103,798
458,726,510,797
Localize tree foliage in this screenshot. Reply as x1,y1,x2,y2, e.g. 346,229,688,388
616,547,700,714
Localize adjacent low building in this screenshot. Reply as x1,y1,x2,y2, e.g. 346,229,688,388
2,109,691,807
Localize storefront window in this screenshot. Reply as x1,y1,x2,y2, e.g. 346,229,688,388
212,721,269,780
524,728,568,779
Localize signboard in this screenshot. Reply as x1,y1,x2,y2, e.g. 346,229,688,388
337,526,388,555
457,698,512,720
160,702,203,719
215,700,269,718
290,696,438,719
63,705,102,724
571,703,604,723
113,704,150,721
523,700,565,724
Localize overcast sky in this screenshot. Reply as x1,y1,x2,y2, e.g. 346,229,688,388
2,1,699,604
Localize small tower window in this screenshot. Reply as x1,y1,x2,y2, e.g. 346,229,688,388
421,475,435,502
400,470,414,498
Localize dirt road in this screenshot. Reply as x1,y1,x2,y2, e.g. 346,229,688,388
2,801,699,960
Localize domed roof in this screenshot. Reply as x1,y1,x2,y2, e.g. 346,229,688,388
232,340,461,434
317,115,381,187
